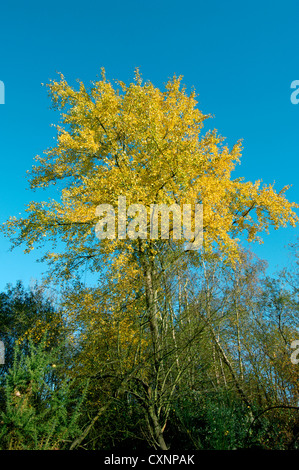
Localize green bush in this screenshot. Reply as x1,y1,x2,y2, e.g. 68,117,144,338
0,336,87,450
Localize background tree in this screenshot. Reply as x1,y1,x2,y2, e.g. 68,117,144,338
0,281,64,375
1,70,298,449
0,336,87,450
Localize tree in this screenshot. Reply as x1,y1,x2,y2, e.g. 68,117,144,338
1,70,298,449
0,281,64,375
0,336,87,450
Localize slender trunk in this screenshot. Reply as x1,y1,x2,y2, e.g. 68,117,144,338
143,258,168,450
234,279,244,381
148,405,168,450
145,264,161,372
208,321,253,413
69,401,111,450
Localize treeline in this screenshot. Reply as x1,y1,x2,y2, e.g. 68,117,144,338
0,245,298,451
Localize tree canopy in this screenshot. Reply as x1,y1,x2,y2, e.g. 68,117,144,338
2,70,297,279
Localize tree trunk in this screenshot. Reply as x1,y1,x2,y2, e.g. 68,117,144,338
148,404,168,450
144,259,168,450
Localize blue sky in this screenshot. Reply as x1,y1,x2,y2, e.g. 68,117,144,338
0,0,298,291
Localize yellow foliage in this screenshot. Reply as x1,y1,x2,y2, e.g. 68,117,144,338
1,69,298,270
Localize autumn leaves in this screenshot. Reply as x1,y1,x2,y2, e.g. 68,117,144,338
2,69,297,272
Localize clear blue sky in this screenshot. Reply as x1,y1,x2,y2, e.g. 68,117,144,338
0,0,298,291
